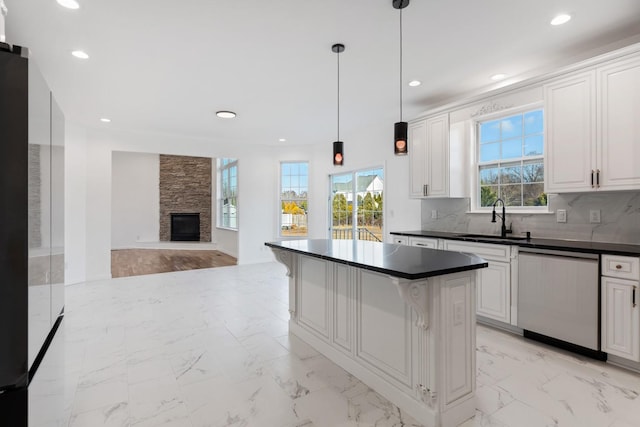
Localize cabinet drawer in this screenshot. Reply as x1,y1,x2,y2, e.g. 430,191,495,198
391,235,408,245
602,255,640,280
442,240,510,262
408,237,439,249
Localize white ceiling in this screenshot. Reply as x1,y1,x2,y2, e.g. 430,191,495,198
6,0,640,147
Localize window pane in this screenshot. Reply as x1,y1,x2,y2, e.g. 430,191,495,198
281,176,290,190
523,183,547,206
480,186,498,207
524,110,543,135
501,115,522,139
480,142,500,162
290,175,299,188
500,165,521,184
523,162,544,183
300,176,308,189
281,163,291,175
524,135,543,156
480,120,500,143
479,167,499,185
502,138,522,159
501,184,522,206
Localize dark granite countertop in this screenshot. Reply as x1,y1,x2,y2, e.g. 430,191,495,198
265,239,488,280
390,230,640,256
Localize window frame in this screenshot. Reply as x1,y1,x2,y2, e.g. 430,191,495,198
279,161,309,239
470,103,549,212
217,158,238,230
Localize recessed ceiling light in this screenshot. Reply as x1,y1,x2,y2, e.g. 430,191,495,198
57,0,80,9
71,50,89,59
100,118,111,123
216,111,236,119
408,80,421,87
279,138,286,142
491,73,507,81
550,14,571,26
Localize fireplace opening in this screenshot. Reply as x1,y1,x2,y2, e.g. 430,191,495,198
171,213,200,241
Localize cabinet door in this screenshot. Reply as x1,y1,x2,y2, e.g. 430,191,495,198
476,261,510,324
544,71,597,193
598,55,640,191
425,114,449,197
408,120,427,198
602,277,640,362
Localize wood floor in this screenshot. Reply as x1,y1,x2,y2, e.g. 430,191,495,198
111,248,237,278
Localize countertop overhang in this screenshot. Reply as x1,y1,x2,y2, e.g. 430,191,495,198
265,239,488,280
390,230,640,256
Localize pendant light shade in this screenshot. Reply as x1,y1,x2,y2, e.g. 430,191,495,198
333,141,344,166
393,0,410,156
394,121,408,155
332,43,345,166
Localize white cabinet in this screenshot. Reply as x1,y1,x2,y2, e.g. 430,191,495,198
390,235,408,245
598,55,640,190
602,255,640,361
409,114,465,198
544,71,597,193
408,236,439,249
545,54,640,193
442,240,513,324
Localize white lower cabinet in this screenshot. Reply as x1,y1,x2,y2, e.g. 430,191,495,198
442,240,513,325
408,236,439,249
601,254,640,362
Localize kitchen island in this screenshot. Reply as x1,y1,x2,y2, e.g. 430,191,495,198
265,239,488,427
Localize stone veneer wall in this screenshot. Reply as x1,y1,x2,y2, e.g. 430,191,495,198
159,155,212,242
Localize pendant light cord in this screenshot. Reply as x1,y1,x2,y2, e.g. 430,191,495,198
337,48,340,141
399,7,403,122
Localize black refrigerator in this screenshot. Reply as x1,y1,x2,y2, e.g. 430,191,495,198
0,43,65,426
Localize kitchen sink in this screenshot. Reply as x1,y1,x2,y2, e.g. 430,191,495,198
457,233,529,241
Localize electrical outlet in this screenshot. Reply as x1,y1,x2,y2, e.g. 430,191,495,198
556,209,567,223
590,209,601,224
431,210,438,219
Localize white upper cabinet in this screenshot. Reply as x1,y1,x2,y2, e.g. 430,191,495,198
545,52,640,193
544,71,597,193
409,113,466,198
598,55,640,191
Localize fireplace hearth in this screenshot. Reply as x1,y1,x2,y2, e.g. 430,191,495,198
170,213,200,241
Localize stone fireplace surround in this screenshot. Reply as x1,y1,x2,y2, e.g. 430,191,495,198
159,154,212,242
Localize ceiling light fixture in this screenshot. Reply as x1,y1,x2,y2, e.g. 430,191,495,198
100,118,111,123
550,14,571,26
408,80,421,87
491,73,507,81
393,0,410,156
216,111,236,119
56,0,80,10
279,138,286,142
332,43,345,166
71,50,89,59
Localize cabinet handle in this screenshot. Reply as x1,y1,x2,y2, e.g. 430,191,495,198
633,287,637,308
616,264,623,270
415,243,427,247
591,170,594,188
425,184,429,196
596,169,600,188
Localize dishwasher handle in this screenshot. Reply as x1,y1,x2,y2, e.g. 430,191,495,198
634,287,637,308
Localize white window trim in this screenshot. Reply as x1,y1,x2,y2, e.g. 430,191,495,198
217,158,239,230
469,102,550,214
279,160,309,239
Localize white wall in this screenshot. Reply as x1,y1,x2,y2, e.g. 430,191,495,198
111,151,159,249
64,124,87,285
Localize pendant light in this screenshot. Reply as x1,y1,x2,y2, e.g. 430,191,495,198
332,43,345,166
393,0,410,155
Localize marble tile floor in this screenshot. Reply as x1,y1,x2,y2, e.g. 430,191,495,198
111,249,237,278
29,262,640,427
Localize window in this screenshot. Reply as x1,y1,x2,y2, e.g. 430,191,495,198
280,162,308,237
477,109,546,208
330,167,383,242
218,158,238,229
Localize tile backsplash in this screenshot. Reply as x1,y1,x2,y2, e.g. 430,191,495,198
421,192,640,244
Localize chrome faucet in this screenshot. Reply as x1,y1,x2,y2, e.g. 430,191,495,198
491,198,512,238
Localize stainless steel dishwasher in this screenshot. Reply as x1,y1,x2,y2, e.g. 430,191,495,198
518,248,604,359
